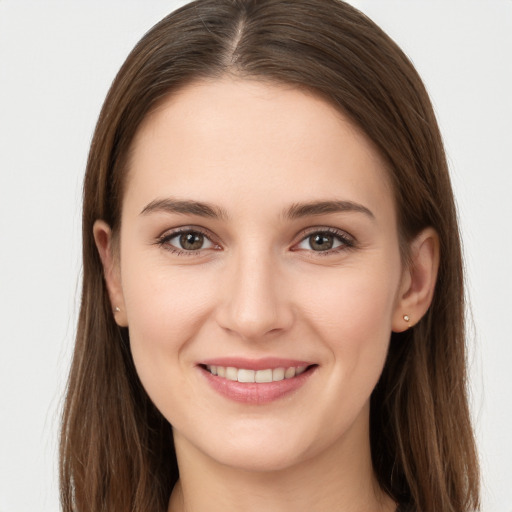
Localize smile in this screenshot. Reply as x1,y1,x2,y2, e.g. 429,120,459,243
206,365,308,383
199,359,317,404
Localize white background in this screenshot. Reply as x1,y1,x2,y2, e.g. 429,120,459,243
0,1,510,511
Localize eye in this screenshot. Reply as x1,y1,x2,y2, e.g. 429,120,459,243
157,229,217,253
295,229,354,253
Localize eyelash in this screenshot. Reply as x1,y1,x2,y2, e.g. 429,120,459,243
294,227,355,256
155,227,218,257
155,226,355,256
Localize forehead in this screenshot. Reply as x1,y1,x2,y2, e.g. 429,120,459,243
124,78,394,222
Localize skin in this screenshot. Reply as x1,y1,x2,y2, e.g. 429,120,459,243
95,78,439,512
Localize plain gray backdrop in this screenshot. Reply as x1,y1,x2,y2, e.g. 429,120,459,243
0,1,511,511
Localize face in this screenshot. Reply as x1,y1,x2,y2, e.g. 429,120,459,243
103,79,411,472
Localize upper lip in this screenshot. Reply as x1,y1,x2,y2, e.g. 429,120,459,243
199,357,315,371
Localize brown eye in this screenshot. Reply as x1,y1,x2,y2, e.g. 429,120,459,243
159,229,216,253
295,229,353,253
308,233,335,251
179,232,205,250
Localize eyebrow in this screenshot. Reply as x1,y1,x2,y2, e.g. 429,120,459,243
283,200,375,220
140,198,229,220
140,197,374,222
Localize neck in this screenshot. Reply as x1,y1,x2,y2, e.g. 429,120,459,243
168,407,395,512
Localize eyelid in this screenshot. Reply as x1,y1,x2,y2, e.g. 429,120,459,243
154,225,355,256
155,225,221,254
291,226,356,253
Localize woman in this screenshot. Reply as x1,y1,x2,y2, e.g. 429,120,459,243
59,1,480,511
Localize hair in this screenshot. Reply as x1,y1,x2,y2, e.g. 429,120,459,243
60,1,480,511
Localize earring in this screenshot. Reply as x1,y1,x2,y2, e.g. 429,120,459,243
403,314,410,322
114,306,121,313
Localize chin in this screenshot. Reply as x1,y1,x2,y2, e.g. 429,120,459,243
208,441,312,474
181,419,327,474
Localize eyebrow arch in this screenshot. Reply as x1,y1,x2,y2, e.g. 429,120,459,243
284,200,375,220
140,198,374,222
140,198,229,220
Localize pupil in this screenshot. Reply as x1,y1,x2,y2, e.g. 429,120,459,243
310,234,333,251
180,232,203,250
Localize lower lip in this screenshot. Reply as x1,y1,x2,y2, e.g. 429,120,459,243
199,366,316,404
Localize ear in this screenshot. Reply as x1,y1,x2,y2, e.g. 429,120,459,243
392,227,440,332
93,220,128,327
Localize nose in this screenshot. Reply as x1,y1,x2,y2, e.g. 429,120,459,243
215,248,294,341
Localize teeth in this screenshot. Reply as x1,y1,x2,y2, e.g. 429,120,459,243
255,369,273,383
296,366,307,375
284,367,296,379
206,365,309,382
226,367,238,381
238,369,255,383
272,367,285,381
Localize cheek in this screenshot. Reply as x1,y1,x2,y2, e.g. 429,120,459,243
295,259,400,395
125,275,212,347
299,263,399,341
120,236,216,343
119,255,218,409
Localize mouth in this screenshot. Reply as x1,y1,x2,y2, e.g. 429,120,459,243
201,364,313,383
198,359,318,404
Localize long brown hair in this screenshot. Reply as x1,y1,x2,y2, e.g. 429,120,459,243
60,1,479,510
